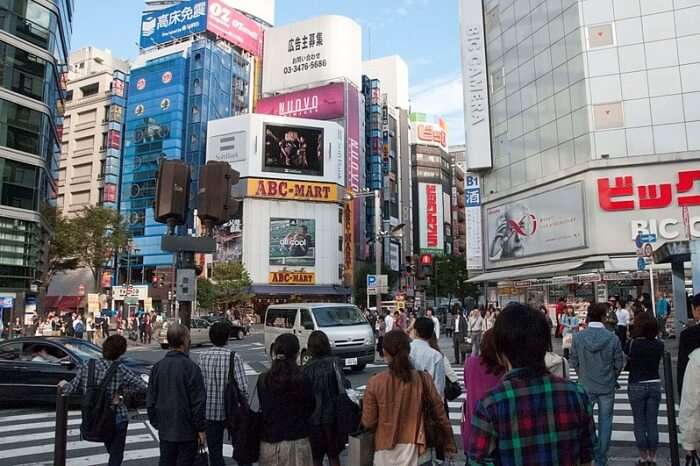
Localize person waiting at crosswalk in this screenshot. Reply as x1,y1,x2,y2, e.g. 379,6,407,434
626,313,664,466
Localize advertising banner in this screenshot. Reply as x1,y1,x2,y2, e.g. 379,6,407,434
140,1,207,48
217,0,275,26
409,113,448,151
486,183,586,262
460,0,493,169
346,84,363,269
343,202,353,286
465,173,483,270
418,183,445,254
269,271,315,285
269,218,315,266
263,123,324,177
209,131,246,163
262,15,362,95
206,0,264,56
255,83,345,120
247,178,338,202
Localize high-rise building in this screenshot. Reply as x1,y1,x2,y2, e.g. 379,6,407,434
59,47,128,216
0,1,74,309
460,0,700,312
449,146,466,257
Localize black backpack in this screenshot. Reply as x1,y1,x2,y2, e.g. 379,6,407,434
223,351,244,432
80,359,120,442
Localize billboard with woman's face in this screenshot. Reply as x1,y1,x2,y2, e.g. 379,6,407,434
269,218,316,266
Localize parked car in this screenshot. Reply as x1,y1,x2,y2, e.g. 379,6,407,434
264,303,375,371
159,318,212,349
0,337,151,405
202,315,246,340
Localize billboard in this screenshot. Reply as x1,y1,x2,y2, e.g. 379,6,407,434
269,218,316,266
460,0,493,169
218,0,275,26
140,1,207,49
247,178,338,202
263,123,324,177
410,113,448,151
465,173,483,270
262,15,362,95
269,271,315,285
206,0,264,56
486,183,586,262
418,183,445,254
255,83,345,120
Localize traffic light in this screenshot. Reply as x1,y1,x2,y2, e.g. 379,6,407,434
154,160,191,228
420,254,433,277
405,255,414,274
197,161,240,229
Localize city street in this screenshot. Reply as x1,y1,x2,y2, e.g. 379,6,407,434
0,328,681,465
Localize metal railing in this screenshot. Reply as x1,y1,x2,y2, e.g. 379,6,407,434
53,389,69,466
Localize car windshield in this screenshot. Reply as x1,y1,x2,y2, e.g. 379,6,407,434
312,306,366,328
63,340,103,361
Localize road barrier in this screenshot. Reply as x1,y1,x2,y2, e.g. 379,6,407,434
663,351,680,466
54,389,68,466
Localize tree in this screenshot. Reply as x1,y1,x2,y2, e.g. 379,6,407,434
211,261,253,307
196,277,217,312
44,207,80,287
72,207,130,290
433,255,480,304
353,262,400,308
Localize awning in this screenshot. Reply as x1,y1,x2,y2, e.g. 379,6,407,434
57,296,82,310
44,296,60,309
250,285,352,296
466,261,584,283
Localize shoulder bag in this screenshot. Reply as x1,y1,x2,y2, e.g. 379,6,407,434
231,374,262,464
444,375,463,401
459,317,473,355
81,360,120,442
333,359,361,436
419,371,449,451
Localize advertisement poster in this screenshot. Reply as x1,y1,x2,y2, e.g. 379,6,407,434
206,0,264,56
486,183,586,262
214,218,243,263
418,183,445,254
247,179,337,202
263,124,324,176
255,83,345,120
140,1,207,48
410,113,448,151
465,174,483,270
269,218,316,266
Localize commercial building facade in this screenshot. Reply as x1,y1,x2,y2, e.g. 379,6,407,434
460,0,699,315
0,0,74,319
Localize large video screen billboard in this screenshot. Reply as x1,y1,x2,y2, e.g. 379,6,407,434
263,124,324,177
269,218,316,266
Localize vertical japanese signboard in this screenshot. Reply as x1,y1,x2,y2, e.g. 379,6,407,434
418,183,445,254
465,173,483,270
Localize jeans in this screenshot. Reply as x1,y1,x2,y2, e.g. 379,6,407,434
104,420,128,466
657,317,668,338
628,382,662,452
589,392,615,466
471,331,482,357
159,439,198,466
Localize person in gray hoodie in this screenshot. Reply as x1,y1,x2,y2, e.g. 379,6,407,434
571,303,625,466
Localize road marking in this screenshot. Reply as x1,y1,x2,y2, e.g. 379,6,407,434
1,433,154,459
0,423,147,445
0,417,82,433
0,410,81,423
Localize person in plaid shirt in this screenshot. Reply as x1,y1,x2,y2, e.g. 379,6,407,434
59,335,148,466
468,303,596,466
197,322,249,466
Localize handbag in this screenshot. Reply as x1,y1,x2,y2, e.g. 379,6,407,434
193,447,209,466
459,318,473,355
444,376,462,401
231,377,262,464
347,429,374,466
419,371,448,451
623,339,634,372
686,451,700,466
333,360,361,436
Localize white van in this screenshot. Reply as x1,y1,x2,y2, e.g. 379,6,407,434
264,303,375,371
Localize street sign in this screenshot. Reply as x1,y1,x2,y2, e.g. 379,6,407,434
642,243,654,258
367,274,388,295
637,256,647,271
635,233,657,247
683,206,691,239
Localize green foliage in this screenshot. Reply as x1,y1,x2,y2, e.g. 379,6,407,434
196,277,217,311
434,255,480,301
45,207,80,283
353,262,400,306
210,261,253,307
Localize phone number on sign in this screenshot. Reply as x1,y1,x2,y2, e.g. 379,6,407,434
283,60,327,74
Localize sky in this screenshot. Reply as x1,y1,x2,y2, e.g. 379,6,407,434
70,0,465,144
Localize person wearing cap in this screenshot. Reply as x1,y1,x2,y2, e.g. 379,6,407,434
678,293,700,399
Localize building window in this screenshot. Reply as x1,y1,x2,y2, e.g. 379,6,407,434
80,83,99,97
0,0,57,51
0,98,46,156
100,132,107,150
0,159,38,211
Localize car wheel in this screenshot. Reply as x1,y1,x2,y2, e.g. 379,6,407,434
300,350,311,366
160,343,168,350
235,330,242,340
351,363,367,372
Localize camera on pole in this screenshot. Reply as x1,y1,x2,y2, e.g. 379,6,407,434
197,161,240,234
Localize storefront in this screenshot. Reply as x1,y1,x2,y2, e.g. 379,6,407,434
110,285,150,318
470,158,699,308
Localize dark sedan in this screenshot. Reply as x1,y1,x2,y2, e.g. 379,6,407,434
0,337,152,405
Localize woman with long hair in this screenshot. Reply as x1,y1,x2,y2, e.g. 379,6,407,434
561,305,579,359
461,329,505,452
303,331,349,466
361,330,455,465
257,334,315,466
468,308,485,356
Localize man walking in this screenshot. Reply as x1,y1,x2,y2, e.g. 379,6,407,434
198,322,250,466
452,305,469,365
426,308,440,338
147,324,207,466
384,310,395,333
571,303,625,466
678,293,700,398
615,301,630,348
468,303,595,465
656,293,670,339
409,317,445,395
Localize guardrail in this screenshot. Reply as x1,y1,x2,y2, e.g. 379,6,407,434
53,389,68,466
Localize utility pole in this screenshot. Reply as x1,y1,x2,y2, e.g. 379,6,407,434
374,189,382,314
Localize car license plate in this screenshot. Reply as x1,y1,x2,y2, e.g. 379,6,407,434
344,358,358,366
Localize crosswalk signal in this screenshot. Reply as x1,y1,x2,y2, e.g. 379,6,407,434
420,254,433,277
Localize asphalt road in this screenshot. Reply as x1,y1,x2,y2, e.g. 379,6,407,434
0,329,683,465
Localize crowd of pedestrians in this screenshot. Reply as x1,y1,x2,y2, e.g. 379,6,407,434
49,291,700,466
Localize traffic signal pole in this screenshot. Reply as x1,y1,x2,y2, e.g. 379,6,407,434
374,189,382,314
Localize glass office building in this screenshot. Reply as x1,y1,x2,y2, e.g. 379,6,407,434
0,0,74,296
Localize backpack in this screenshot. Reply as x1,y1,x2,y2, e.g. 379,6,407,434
80,359,120,442
75,321,85,334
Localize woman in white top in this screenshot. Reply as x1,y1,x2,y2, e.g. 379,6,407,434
468,309,485,357
680,348,700,461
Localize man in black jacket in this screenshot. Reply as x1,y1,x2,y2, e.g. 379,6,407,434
452,304,469,365
678,293,700,399
147,323,207,466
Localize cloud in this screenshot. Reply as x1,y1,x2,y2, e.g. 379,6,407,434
409,57,433,66
409,72,466,145
396,7,409,16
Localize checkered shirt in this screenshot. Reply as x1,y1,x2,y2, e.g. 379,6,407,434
64,358,148,419
468,368,595,466
198,347,249,421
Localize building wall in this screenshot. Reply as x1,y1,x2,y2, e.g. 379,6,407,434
0,0,73,291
